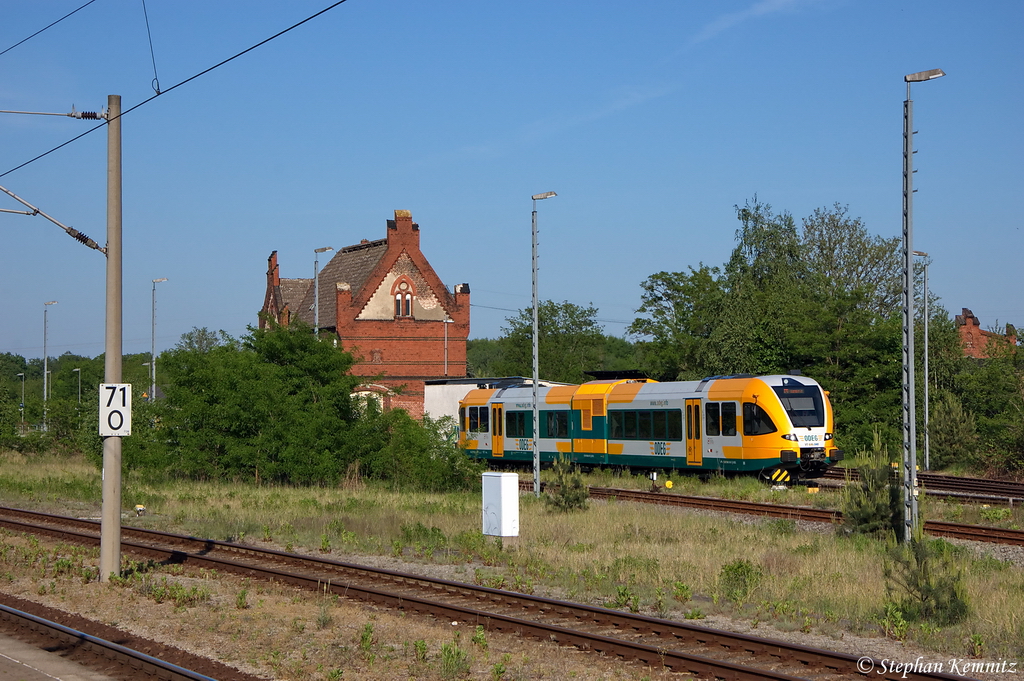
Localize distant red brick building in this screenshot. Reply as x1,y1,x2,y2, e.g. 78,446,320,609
261,210,470,416
955,308,1017,359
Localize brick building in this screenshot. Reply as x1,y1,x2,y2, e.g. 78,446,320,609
955,308,1017,359
261,210,470,416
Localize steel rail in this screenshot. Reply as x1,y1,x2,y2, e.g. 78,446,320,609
522,485,1024,546
0,506,981,680
824,468,1024,503
0,602,217,681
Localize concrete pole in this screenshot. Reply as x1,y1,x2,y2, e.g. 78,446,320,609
100,94,122,582
922,260,930,471
43,305,49,431
531,202,540,498
901,82,917,543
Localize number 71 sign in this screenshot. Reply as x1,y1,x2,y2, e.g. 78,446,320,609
99,383,132,437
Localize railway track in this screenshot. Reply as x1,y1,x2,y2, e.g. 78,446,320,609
0,506,975,681
0,596,222,681
823,468,1024,503
537,484,1024,547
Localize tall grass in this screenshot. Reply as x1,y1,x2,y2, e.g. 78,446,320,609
3,450,1023,658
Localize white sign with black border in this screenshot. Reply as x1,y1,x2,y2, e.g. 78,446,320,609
99,383,132,436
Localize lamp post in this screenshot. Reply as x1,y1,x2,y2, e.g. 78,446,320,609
901,68,944,542
913,251,930,471
150,278,167,402
72,368,81,405
531,191,557,497
16,373,25,434
42,300,57,432
314,247,334,337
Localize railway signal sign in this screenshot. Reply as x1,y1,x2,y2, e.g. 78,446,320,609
99,383,131,436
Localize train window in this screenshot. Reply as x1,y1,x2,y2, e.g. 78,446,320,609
652,411,667,439
545,411,569,438
722,402,737,436
608,411,622,439
685,405,693,439
694,404,701,439
609,410,682,441
772,379,825,427
705,402,720,437
623,411,637,439
668,410,683,440
459,407,466,432
743,402,777,435
506,411,531,438
638,411,652,439
468,406,490,433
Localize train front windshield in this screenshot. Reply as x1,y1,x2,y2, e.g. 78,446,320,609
772,379,825,428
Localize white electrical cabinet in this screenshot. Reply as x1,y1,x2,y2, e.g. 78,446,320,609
482,472,519,537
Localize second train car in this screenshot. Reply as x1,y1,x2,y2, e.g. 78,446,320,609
458,373,843,483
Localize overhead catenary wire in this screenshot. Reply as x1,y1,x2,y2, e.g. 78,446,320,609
0,0,99,58
0,0,350,180
141,0,162,94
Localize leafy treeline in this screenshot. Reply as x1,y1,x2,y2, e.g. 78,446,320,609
468,198,1023,473
0,323,481,491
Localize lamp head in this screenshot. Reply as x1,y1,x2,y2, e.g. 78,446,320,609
315,246,334,254
531,191,557,201
153,277,168,284
912,250,928,257
44,300,58,306
905,69,945,83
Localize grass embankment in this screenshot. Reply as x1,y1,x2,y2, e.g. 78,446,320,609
2,451,1023,667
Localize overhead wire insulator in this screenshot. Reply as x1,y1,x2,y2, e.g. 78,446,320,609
66,227,103,252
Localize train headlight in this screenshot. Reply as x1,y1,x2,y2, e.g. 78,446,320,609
824,433,833,440
782,434,798,441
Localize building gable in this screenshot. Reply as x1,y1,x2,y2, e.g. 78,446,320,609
357,252,447,321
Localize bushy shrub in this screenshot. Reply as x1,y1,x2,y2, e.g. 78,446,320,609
929,392,980,470
544,453,589,512
842,430,901,538
884,536,969,626
718,559,762,604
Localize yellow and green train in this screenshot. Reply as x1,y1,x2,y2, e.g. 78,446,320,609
458,373,843,482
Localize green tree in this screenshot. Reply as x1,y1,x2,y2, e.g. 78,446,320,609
175,327,235,353
492,300,607,384
928,392,980,471
801,203,901,317
466,338,504,378
629,266,725,380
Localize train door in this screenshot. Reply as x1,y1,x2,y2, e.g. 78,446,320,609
491,403,504,457
686,399,702,466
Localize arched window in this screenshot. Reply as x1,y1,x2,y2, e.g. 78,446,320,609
392,279,415,318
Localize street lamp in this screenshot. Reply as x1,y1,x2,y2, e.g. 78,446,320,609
314,247,334,337
150,278,167,402
16,373,25,435
531,191,557,497
72,368,81,405
901,68,944,542
43,300,58,432
913,251,931,471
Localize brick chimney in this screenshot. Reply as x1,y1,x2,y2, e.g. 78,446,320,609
387,209,420,250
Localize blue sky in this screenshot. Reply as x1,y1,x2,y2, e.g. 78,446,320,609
2,0,1021,361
